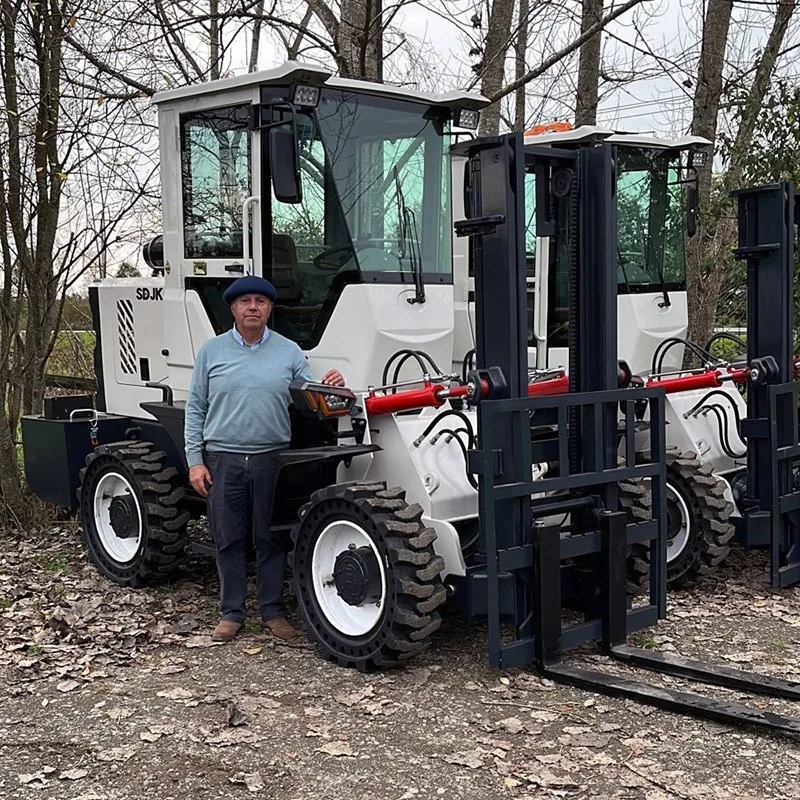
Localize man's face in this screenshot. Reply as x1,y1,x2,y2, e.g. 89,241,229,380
231,293,272,334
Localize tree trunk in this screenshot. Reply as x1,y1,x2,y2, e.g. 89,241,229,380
209,0,220,79
248,0,264,71
514,0,529,130
575,0,603,126
338,0,383,80
479,0,515,135
684,0,733,351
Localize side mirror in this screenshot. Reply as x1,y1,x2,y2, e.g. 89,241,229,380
270,127,301,204
686,180,698,238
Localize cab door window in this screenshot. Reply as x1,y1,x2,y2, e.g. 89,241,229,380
181,105,251,259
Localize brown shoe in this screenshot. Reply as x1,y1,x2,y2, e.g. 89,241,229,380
263,617,301,641
211,619,242,642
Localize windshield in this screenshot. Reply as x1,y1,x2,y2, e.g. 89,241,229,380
261,88,452,348
616,149,686,290
266,88,452,284
316,90,452,279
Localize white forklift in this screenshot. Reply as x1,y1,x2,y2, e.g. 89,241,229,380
451,124,742,588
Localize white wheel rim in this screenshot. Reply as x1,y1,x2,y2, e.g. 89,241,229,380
311,520,387,637
666,482,691,564
92,471,143,564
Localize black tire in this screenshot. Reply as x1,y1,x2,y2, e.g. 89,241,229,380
290,481,447,671
78,440,190,587
619,475,652,596
664,450,735,587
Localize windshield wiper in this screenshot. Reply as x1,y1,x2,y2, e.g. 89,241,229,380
639,218,670,309
646,231,671,309
393,166,425,305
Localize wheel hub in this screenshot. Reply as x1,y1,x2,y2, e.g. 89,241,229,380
108,495,139,539
333,546,382,606
666,499,682,542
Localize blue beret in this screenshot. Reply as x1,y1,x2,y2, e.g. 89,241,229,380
223,276,277,304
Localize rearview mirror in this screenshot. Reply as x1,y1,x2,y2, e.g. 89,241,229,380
270,127,302,204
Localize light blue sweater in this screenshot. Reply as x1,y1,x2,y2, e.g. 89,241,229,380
184,329,312,467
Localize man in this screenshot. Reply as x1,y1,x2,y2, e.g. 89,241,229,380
184,275,344,643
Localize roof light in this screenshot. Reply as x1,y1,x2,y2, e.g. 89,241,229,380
292,85,320,108
525,121,573,136
453,108,480,130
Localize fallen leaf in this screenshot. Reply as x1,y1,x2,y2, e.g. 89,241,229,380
19,772,45,785
205,729,260,747
158,664,187,675
149,724,175,736
495,717,525,735
229,772,265,793
529,710,559,723
336,687,375,707
443,749,486,769
317,741,357,757
95,746,137,762
244,646,263,655
183,635,217,648
157,687,194,701
106,707,134,722
59,768,88,780
226,700,249,727
407,667,430,685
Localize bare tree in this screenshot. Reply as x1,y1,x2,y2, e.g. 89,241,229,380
514,0,530,130
0,0,153,523
478,0,515,135
575,0,603,125
685,0,798,349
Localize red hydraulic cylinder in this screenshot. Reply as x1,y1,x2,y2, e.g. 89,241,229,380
364,374,571,416
647,368,750,394
528,375,569,396
364,384,447,415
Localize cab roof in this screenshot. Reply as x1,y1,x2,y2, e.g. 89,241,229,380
524,124,711,151
152,61,490,111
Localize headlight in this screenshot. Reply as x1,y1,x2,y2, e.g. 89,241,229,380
292,85,321,108
453,108,480,130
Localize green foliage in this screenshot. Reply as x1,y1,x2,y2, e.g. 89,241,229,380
719,80,800,186
60,295,92,331
716,81,800,333
115,261,141,278
46,330,95,378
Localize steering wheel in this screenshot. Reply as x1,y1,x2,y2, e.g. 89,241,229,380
313,243,356,271
356,247,402,272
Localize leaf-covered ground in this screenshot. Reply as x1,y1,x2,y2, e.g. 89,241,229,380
3,526,800,799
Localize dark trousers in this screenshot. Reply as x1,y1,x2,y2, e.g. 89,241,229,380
205,450,284,623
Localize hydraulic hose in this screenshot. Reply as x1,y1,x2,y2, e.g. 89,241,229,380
706,331,747,353
651,337,725,377
381,349,428,388
461,349,476,384
687,388,745,436
429,427,478,490
699,403,747,459
414,409,476,449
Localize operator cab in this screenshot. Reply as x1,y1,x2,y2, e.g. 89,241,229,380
142,63,488,401
520,124,711,375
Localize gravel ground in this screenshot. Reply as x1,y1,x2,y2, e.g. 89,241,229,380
3,526,800,800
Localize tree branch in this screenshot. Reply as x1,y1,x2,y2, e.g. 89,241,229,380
488,0,649,103
305,0,339,40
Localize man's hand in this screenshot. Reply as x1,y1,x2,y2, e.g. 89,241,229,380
189,465,212,497
321,369,345,387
